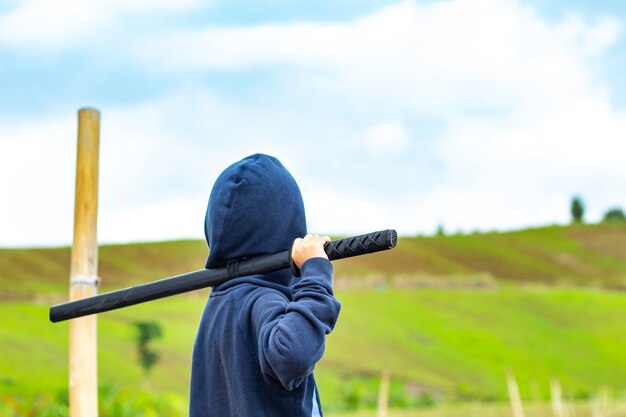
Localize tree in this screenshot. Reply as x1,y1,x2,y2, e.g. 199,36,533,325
603,207,626,223
570,196,585,224
134,321,163,378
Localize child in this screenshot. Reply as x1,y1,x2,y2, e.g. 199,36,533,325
190,154,342,416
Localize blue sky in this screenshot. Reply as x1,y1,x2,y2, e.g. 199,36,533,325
1,0,625,246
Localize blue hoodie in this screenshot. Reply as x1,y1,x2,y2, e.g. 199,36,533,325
190,154,342,417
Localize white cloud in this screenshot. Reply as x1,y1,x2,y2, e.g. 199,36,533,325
0,116,76,246
132,0,624,227
363,121,410,157
302,185,402,236
2,0,626,245
557,13,623,56
0,0,203,50
99,197,207,244
0,88,337,246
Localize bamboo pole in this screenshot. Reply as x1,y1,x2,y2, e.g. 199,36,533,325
550,378,567,417
506,368,526,417
377,368,391,417
69,108,100,417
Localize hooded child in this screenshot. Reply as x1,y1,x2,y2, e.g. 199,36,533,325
190,154,342,416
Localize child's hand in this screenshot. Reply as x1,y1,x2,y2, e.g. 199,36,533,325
291,234,332,269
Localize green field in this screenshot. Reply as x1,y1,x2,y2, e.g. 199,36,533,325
1,224,626,415
2,224,626,298
2,287,625,411
334,401,626,417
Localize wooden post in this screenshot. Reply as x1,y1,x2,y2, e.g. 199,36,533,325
551,378,567,417
506,368,526,417
69,108,100,417
377,368,391,417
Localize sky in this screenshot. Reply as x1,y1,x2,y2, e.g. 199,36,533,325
1,0,625,247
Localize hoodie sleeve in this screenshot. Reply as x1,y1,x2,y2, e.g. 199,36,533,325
251,257,341,391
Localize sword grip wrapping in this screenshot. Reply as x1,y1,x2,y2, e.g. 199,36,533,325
291,229,397,277
326,229,397,260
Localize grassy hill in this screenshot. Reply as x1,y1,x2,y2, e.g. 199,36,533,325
2,287,625,411
2,224,626,299
1,223,625,413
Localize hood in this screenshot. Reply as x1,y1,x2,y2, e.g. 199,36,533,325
204,154,307,270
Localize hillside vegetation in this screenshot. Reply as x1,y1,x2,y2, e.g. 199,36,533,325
2,224,626,298
2,287,625,408
1,224,625,414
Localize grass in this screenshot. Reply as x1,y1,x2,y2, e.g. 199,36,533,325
0,296,208,396
2,224,626,298
1,286,625,411
2,223,626,414
317,286,626,408
327,400,626,417
0,240,208,297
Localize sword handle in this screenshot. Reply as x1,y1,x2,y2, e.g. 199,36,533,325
290,229,397,277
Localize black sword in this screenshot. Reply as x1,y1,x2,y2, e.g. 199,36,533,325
50,229,397,322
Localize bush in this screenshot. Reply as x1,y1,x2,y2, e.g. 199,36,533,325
330,375,439,412
603,207,626,223
0,386,186,417
100,387,186,417
571,196,585,223
133,321,163,376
